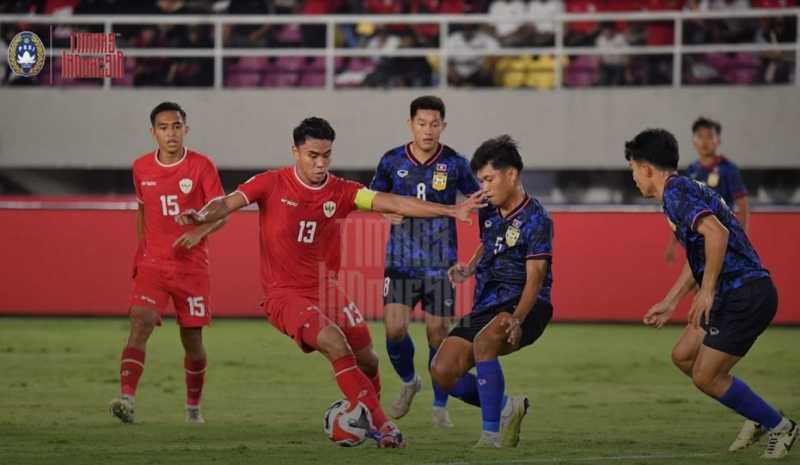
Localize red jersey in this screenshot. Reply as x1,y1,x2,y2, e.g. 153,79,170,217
235,166,365,294
133,148,224,270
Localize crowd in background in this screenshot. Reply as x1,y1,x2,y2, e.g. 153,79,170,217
1,0,797,87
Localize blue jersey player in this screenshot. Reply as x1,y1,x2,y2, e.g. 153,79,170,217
430,135,554,448
666,117,750,263
369,96,480,426
626,129,796,459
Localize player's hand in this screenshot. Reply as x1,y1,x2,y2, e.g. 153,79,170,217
688,288,714,329
453,191,488,224
448,262,474,285
501,314,522,347
643,299,676,328
175,209,204,226
382,213,404,225
173,230,204,249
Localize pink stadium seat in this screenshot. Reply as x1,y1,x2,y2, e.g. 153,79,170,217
226,72,262,87
262,72,298,87
276,56,304,72
565,55,598,87
237,57,270,71
299,72,326,87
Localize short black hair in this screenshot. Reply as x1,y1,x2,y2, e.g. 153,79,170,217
470,135,524,174
624,128,679,170
692,116,721,135
410,95,445,120
150,101,186,126
293,117,336,147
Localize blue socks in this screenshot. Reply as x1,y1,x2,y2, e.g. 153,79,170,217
718,377,782,429
476,359,506,433
449,372,481,407
386,335,416,383
429,346,449,408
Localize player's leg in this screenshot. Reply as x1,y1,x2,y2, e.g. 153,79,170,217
422,276,456,427
693,278,795,458
311,320,405,448
354,344,381,399
670,324,705,377
383,272,423,419
179,328,207,424
112,266,169,423
472,302,552,448
173,271,212,424
429,336,480,407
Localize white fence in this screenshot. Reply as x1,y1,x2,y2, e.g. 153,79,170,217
1,8,799,89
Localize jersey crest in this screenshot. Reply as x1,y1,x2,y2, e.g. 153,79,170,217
179,178,193,194
432,164,448,191
323,200,337,218
707,170,720,187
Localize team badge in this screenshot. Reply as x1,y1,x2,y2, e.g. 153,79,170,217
432,165,448,192
397,170,408,178
179,178,193,194
707,170,720,188
8,31,46,77
323,201,337,218
505,225,520,247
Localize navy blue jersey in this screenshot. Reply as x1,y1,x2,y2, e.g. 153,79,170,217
370,143,480,279
663,175,768,298
685,156,747,208
472,196,553,315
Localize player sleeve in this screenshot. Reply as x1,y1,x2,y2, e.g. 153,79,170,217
235,170,276,205
132,165,143,204
457,156,481,195
201,158,225,203
727,166,748,200
526,216,553,261
368,155,393,193
350,183,375,214
664,182,714,233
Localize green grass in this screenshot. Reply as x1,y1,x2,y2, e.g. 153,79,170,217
0,318,797,465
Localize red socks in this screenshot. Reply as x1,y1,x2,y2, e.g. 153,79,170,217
120,346,145,397
332,354,388,429
184,356,207,407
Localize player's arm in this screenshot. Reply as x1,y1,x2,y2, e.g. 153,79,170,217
364,189,486,222
504,258,548,347
644,261,696,328
448,244,484,285
688,214,729,328
175,192,248,225
173,217,227,249
734,196,750,233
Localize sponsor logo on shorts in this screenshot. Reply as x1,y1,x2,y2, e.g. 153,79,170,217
444,299,454,307
138,295,156,305
709,327,720,336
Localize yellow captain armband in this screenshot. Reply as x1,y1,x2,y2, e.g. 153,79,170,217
354,188,377,211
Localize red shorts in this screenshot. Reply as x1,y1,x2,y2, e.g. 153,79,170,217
263,283,372,354
129,264,211,328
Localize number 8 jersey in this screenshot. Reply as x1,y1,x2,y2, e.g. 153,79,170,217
235,166,369,295
133,148,224,270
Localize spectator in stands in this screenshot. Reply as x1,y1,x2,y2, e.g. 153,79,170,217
756,15,797,84
489,0,537,47
527,0,564,46
596,22,629,86
709,0,756,44
565,0,602,46
446,24,499,87
683,0,711,45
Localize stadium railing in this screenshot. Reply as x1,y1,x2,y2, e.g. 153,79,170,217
1,8,798,89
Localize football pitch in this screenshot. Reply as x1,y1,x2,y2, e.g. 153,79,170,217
1,318,797,465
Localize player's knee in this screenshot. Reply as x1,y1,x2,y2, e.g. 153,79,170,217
130,308,157,332
473,327,503,361
385,321,408,342
356,348,379,377
430,358,457,392
691,367,716,394
317,325,352,360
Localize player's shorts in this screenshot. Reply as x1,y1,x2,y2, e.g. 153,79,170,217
383,269,455,317
263,283,372,354
702,277,778,357
129,264,211,328
449,300,553,349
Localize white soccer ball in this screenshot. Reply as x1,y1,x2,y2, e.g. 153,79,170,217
323,399,373,447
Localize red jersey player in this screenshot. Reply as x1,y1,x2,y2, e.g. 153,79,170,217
176,117,485,447
110,102,226,425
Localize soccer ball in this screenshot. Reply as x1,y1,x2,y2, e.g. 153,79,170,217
323,399,373,447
